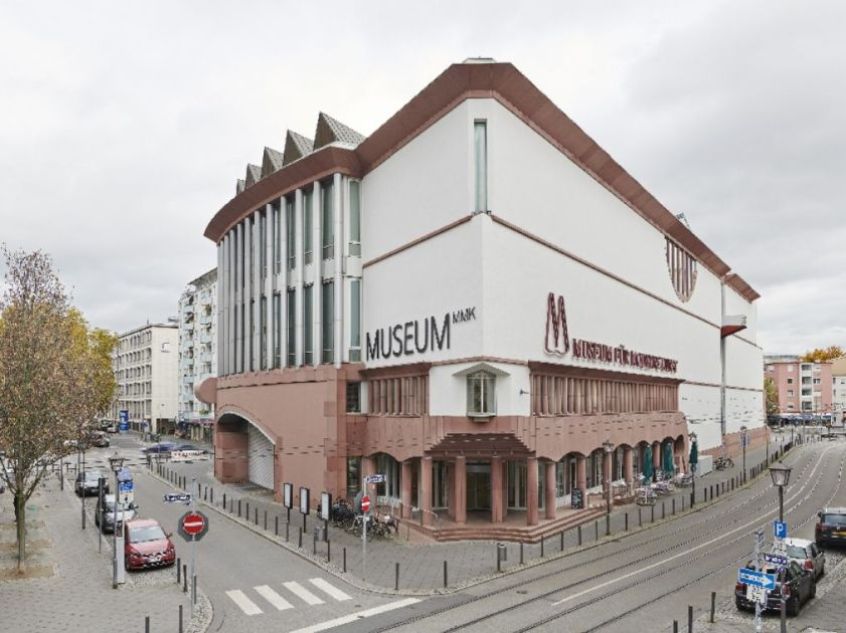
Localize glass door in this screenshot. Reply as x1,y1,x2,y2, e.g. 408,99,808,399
507,461,527,509
466,462,491,511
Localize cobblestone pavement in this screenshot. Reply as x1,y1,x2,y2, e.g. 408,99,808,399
0,475,207,633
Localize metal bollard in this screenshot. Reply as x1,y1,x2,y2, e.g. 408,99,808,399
179,604,183,633
246,502,250,519
662,502,665,519
183,564,188,592
710,591,716,623
327,540,331,563
606,514,610,536
298,527,303,548
395,562,400,590
204,486,207,502
210,487,214,504
682,496,685,511
313,529,317,555
275,515,279,536
595,520,599,540
560,530,564,550
223,492,226,509
541,535,544,557
443,560,448,588
625,512,629,531
578,525,582,545
673,621,678,633
638,507,642,527
145,616,150,633
651,505,655,523
780,598,787,633
672,499,675,515
238,499,242,517
254,507,258,525
688,605,693,633
177,557,181,584
264,510,267,530
343,547,347,573
497,543,502,572
520,541,524,564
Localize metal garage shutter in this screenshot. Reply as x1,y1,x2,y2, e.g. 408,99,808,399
247,425,275,490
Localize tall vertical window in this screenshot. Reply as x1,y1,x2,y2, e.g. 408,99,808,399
259,296,267,370
260,210,267,280
272,201,281,274
474,120,487,212
349,181,361,257
303,189,313,265
321,281,334,363
239,303,245,371
240,222,246,294
467,371,495,416
248,217,254,293
272,293,281,368
321,180,334,260
303,285,313,365
286,289,296,366
286,197,295,270
349,279,361,362
249,299,254,371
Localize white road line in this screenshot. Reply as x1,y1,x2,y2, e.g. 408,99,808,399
288,598,422,633
254,584,293,611
551,446,834,607
308,577,352,602
226,589,263,615
283,580,325,605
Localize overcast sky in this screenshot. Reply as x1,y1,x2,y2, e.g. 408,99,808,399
1,1,843,354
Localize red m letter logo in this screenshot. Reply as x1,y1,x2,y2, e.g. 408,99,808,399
545,292,570,355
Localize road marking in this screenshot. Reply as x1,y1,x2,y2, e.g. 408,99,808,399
283,580,325,605
551,445,834,607
226,589,262,615
308,578,352,601
288,598,422,633
254,584,293,611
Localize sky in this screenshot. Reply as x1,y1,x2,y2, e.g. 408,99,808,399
1,0,844,354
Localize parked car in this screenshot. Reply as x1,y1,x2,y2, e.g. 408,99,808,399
124,518,175,571
74,471,109,497
95,494,138,533
172,444,208,454
735,560,815,616
86,431,110,448
816,507,846,547
784,537,825,580
142,442,177,455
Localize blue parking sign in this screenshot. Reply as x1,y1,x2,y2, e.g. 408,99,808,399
774,520,787,539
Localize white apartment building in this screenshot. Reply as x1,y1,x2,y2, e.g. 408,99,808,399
178,268,218,441
832,357,846,423
112,323,179,434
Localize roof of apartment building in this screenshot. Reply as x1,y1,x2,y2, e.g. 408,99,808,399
205,59,759,302
117,322,178,338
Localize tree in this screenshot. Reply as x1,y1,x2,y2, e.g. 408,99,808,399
801,346,845,363
764,377,779,416
0,246,110,572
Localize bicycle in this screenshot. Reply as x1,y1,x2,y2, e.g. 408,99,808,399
714,455,734,470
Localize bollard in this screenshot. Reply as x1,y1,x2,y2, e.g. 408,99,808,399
193,574,197,605
651,505,655,523
780,598,787,633
145,616,150,633
223,493,226,509
204,486,207,502
595,520,599,540
520,541,524,564
343,547,347,573
541,535,544,558
299,527,303,548
246,502,250,520
395,562,400,590
183,564,188,592
638,507,642,527
210,487,214,504
275,515,279,536
673,621,678,633
497,544,502,572
662,502,665,520
625,512,629,531
327,540,331,563
238,499,242,517
672,498,675,515
179,604,183,633
688,605,693,633
443,560,448,588
255,507,258,525
606,514,610,536
710,591,716,623
578,525,582,546
177,557,181,584
264,510,267,531
560,530,564,551
313,529,317,555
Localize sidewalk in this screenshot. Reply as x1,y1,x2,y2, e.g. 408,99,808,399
153,435,799,595
0,476,211,633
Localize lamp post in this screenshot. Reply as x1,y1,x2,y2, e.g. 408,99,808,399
602,440,614,519
769,462,792,523
689,432,698,508
108,452,125,589
740,425,748,483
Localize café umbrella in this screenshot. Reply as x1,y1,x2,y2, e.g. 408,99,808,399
643,445,654,481
663,442,674,476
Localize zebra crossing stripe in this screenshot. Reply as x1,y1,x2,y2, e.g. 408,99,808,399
308,578,352,601
226,589,262,615
255,585,293,611
283,581,325,605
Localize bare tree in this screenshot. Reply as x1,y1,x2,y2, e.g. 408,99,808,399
0,246,106,571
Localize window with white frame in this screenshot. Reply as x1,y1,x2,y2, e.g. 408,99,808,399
349,180,361,257
467,370,496,416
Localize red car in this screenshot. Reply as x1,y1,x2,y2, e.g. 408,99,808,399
124,519,176,571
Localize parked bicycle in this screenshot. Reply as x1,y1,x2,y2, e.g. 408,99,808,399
331,498,355,530
714,455,734,470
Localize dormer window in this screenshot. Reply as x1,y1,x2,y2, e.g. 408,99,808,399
467,370,496,417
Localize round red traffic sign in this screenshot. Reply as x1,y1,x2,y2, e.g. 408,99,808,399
181,512,206,535
361,495,370,513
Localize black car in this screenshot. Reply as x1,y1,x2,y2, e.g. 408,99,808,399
74,471,109,497
816,507,846,547
735,560,815,616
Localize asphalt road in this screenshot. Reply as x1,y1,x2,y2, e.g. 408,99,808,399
375,440,846,633
82,435,424,633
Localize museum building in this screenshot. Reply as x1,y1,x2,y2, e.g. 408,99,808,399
196,59,765,539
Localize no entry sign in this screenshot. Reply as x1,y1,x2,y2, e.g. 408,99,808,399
178,510,209,542
361,495,371,513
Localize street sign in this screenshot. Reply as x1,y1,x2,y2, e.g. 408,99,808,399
118,481,134,493
119,410,129,431
282,482,293,509
163,493,192,504
361,495,371,513
299,487,310,515
320,492,332,522
365,474,385,484
178,510,209,542
746,585,768,605
738,568,777,590
764,553,788,567
773,520,788,539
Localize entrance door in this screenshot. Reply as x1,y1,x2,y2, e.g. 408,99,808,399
466,462,491,511
507,461,527,509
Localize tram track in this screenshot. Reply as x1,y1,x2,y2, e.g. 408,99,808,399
375,443,838,633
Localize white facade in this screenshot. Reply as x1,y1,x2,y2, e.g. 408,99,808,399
178,268,218,428
112,323,179,434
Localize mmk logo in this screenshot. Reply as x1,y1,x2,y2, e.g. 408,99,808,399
544,292,570,355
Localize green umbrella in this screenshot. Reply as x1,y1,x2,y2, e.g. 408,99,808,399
663,442,674,475
689,439,698,473
642,445,653,481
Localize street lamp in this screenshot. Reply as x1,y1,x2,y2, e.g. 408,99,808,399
769,462,792,523
740,425,748,484
689,432,698,508
108,452,125,589
602,439,614,527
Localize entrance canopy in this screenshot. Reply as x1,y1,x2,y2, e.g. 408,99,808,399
427,433,531,458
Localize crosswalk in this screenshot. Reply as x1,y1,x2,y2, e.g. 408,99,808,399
226,578,352,616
